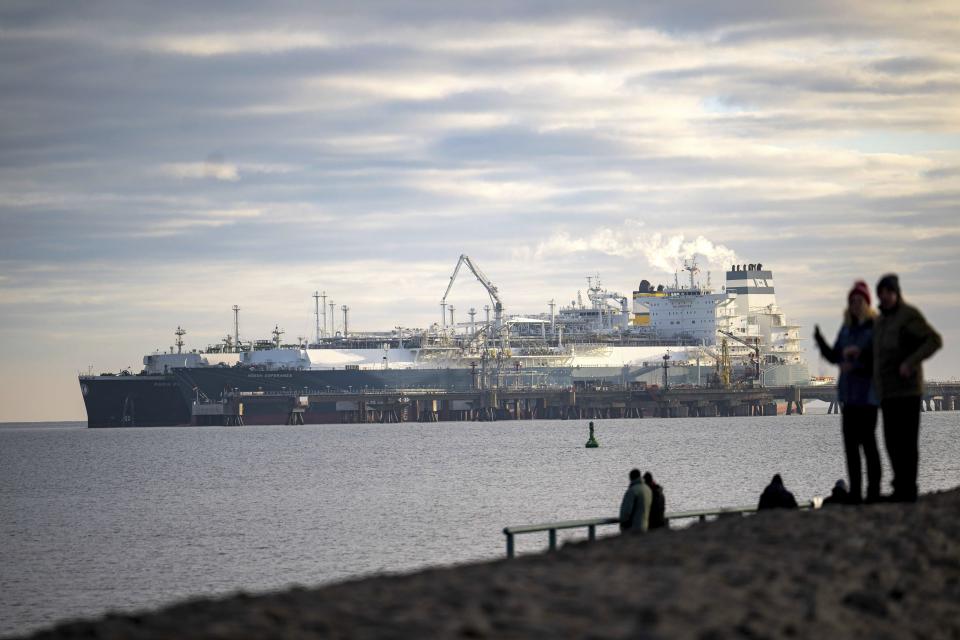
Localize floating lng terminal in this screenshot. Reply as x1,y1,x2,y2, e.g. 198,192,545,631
79,256,958,427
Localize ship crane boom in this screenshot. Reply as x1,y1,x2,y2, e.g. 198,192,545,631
718,329,761,383
441,254,504,331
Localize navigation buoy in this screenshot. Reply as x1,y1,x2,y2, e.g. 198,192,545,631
585,421,599,448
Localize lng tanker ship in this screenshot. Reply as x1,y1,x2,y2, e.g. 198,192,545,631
79,258,809,427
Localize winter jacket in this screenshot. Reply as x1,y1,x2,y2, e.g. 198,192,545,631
757,482,798,510
619,479,652,532
815,318,877,406
873,301,942,400
647,483,667,529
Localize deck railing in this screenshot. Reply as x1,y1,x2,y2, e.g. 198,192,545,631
502,501,816,558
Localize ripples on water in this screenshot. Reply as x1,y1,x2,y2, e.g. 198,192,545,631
1,413,958,636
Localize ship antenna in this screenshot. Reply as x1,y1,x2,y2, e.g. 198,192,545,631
174,326,186,354
232,305,240,352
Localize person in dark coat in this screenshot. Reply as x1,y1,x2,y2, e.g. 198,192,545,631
643,472,667,529
814,280,881,503
757,474,798,510
873,274,942,502
822,479,851,506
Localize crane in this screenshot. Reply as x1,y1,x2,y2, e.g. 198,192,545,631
441,254,505,335
718,330,761,383
696,341,732,388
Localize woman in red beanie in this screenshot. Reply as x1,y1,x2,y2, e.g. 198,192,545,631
814,280,881,503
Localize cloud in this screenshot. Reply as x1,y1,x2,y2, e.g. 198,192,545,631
2,1,960,420
160,162,240,181
524,224,738,275
133,208,264,238
157,161,298,182
147,30,333,56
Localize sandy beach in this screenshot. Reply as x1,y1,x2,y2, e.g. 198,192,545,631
17,487,960,639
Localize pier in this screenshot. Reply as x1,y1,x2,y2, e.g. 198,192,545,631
190,382,960,425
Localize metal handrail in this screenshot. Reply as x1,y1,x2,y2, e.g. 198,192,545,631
502,501,816,558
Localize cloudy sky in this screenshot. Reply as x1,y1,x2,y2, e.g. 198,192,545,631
2,1,958,421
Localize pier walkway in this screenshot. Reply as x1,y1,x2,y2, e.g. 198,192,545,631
192,382,960,425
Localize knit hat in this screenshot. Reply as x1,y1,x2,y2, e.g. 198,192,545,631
876,273,900,296
834,479,848,492
848,280,871,305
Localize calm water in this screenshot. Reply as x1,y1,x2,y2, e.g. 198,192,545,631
2,413,959,636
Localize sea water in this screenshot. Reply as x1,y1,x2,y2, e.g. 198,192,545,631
1,413,958,636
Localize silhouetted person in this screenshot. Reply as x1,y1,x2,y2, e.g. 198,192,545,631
822,479,851,506
814,280,881,502
619,469,652,532
643,472,667,529
757,474,798,510
874,274,942,502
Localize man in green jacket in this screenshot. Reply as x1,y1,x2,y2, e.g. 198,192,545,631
873,274,942,502
619,468,652,532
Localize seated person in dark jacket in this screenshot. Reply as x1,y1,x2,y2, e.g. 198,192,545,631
758,474,799,510
643,472,667,529
822,479,850,506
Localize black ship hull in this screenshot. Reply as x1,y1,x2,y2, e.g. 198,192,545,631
80,375,191,428
79,364,672,427
79,367,480,427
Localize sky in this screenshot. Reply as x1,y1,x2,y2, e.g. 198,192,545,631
1,1,959,421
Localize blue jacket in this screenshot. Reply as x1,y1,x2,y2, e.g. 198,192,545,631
816,319,877,406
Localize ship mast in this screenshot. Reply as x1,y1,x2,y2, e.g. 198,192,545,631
312,291,322,344
272,325,284,348
232,305,241,352
174,326,186,354
321,291,327,338
683,259,700,290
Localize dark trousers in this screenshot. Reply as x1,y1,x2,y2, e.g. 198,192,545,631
841,404,880,502
881,396,922,501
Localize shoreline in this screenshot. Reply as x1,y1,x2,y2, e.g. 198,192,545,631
16,487,960,639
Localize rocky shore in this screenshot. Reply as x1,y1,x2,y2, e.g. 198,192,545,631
20,488,960,639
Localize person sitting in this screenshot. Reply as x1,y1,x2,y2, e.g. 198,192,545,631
643,472,667,529
822,479,851,506
757,473,799,510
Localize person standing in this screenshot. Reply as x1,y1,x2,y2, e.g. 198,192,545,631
619,469,652,533
873,274,942,502
643,472,667,529
814,280,881,503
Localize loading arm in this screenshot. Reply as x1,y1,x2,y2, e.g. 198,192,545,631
718,330,761,382
441,254,504,329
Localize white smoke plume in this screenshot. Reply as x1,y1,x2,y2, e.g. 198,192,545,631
530,223,738,275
